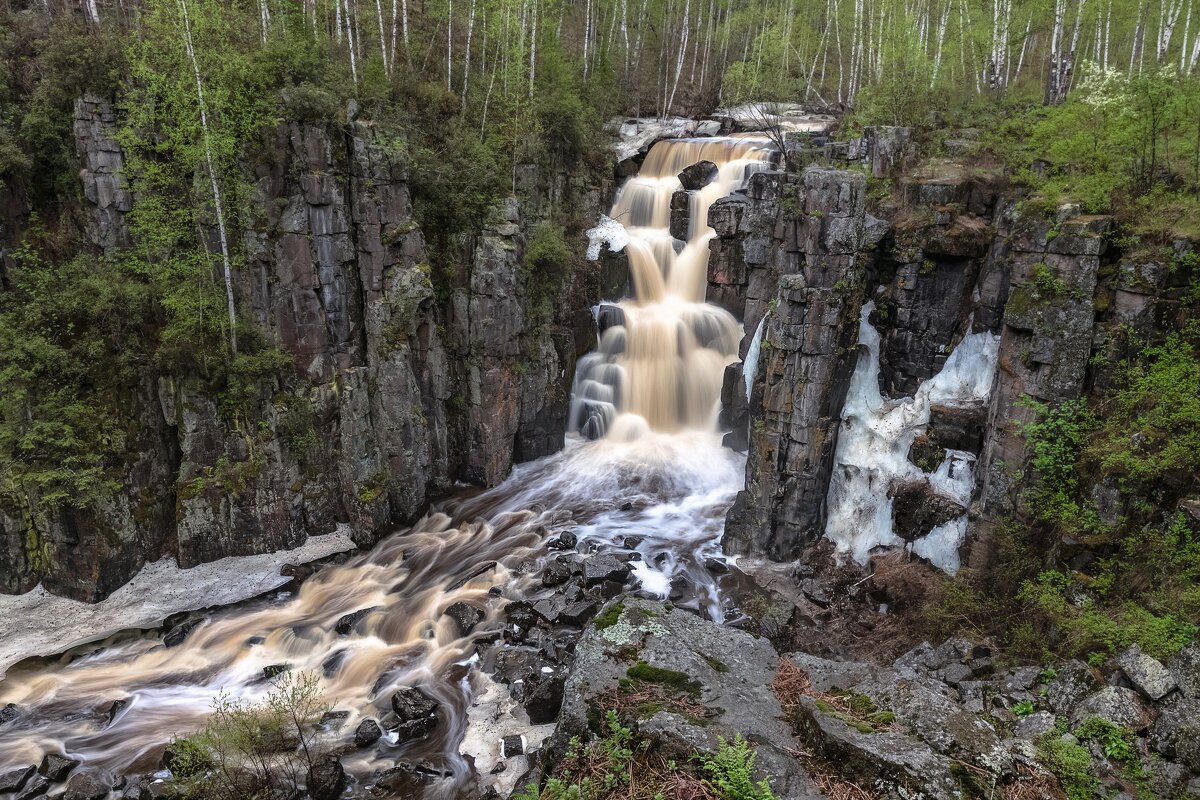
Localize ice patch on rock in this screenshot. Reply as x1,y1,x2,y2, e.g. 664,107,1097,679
586,214,630,260
742,315,767,403
823,303,999,572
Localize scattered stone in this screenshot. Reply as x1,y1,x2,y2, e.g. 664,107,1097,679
354,717,383,747
445,602,485,635
525,671,567,724
1114,644,1178,701
938,663,974,686
162,618,203,648
799,579,831,608
306,754,346,800
334,606,380,635
63,772,108,800
501,734,526,758
541,560,572,587
0,766,36,793
678,160,718,190
391,687,440,742
968,657,994,677
38,753,80,782
582,554,630,587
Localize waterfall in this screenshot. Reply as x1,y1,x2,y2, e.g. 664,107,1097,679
823,303,1000,572
0,133,772,794
576,135,773,440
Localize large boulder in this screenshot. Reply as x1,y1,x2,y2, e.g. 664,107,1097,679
1168,641,1200,698
1069,686,1153,731
1149,698,1200,771
63,771,109,800
1113,644,1177,701
678,160,718,190
390,687,440,742
306,754,346,800
38,753,80,782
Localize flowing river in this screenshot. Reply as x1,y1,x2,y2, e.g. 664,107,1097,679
0,134,774,795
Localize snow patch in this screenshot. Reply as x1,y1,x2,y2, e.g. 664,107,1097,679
0,528,355,678
585,214,630,260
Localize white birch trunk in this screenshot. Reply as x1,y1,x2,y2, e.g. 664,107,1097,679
179,0,238,357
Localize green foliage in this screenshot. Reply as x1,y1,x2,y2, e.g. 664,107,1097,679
699,736,776,800
1036,728,1098,800
1012,699,1036,718
1091,327,1200,489
0,227,152,509
1017,397,1094,530
171,672,330,800
1075,717,1136,763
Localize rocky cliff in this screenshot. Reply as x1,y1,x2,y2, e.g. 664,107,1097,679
0,95,606,601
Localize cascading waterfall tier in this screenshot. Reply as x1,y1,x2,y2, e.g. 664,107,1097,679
576,135,773,441
823,302,1001,572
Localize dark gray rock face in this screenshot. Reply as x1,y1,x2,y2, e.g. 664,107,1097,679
889,480,967,541
391,687,440,742
63,771,109,800
721,167,879,559
38,753,79,781
2,105,605,601
354,717,383,747
0,766,35,793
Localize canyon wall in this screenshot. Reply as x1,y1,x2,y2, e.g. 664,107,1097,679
0,95,606,601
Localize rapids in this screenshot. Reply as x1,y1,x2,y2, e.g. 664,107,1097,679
0,135,773,795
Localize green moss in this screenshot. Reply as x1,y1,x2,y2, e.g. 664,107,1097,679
626,661,702,696
594,602,625,630
813,693,895,734
702,654,730,673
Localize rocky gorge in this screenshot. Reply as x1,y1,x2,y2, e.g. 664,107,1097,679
2,91,1200,800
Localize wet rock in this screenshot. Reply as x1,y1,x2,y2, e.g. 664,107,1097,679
524,671,567,724
582,553,630,587
501,734,526,757
262,664,291,679
391,687,440,742
38,753,80,782
1150,698,1200,771
0,766,36,793
548,531,578,550
541,560,572,587
162,618,203,648
669,190,690,240
889,480,967,541
445,602,485,635
318,710,350,730
306,754,346,800
105,698,129,727
448,562,499,591
1114,644,1177,701
703,557,729,574
678,160,718,190
0,703,21,725
14,775,50,800
354,717,383,747
64,772,109,800
1069,686,1151,730
334,606,380,635
596,304,625,336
